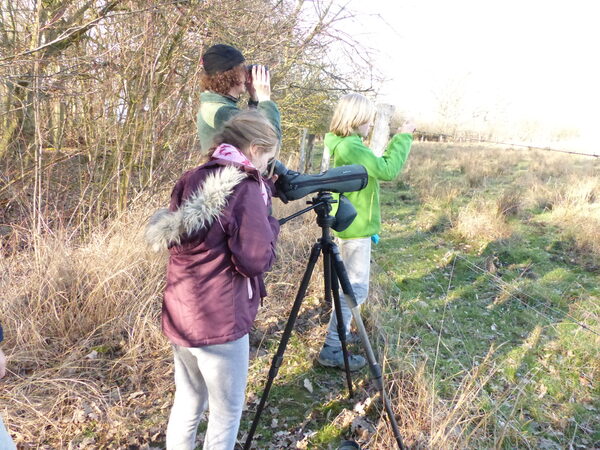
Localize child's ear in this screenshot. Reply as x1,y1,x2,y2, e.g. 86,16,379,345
247,144,260,161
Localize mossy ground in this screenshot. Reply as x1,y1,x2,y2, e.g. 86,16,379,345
371,145,599,448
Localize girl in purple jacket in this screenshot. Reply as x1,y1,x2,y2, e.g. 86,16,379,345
146,111,280,449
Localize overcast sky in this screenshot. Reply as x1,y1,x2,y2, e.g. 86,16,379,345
337,0,599,139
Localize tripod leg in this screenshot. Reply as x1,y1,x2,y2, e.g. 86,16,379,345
324,251,354,397
330,244,406,450
243,242,322,450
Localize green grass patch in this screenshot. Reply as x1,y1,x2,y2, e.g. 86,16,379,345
370,145,599,447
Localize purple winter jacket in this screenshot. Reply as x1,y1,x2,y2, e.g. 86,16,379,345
145,159,280,347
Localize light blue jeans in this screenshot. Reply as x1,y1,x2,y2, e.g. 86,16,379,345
325,237,371,347
166,335,249,450
0,416,16,450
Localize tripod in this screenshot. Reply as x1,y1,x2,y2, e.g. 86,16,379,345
243,192,405,449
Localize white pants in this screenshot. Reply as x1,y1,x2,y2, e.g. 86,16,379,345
325,237,371,347
166,334,249,450
0,416,16,450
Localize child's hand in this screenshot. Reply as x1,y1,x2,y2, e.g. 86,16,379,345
398,120,416,134
251,65,271,102
0,348,7,379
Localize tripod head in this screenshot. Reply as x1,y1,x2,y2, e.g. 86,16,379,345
279,191,357,232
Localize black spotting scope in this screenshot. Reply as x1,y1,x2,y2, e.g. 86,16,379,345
272,161,368,203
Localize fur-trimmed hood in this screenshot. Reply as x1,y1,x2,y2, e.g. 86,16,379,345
145,165,247,251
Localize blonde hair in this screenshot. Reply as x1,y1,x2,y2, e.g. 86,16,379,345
211,110,280,155
329,93,375,137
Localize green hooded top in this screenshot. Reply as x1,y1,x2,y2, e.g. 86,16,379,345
325,132,413,239
197,91,281,151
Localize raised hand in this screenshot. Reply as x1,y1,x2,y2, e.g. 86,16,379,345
251,65,271,102
398,119,416,134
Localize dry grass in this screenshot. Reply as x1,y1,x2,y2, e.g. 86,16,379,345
1,197,172,446
548,176,600,261
1,187,501,448
403,143,600,260
453,198,512,242
1,144,598,447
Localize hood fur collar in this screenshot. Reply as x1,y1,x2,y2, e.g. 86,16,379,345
145,165,247,251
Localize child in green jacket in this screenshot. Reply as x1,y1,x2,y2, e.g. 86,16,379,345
318,93,415,371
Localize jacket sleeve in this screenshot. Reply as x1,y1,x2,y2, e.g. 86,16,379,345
336,134,413,181
257,100,282,142
227,181,280,278
213,105,240,131
169,173,189,211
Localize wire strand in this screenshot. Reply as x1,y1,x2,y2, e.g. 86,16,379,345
415,133,599,158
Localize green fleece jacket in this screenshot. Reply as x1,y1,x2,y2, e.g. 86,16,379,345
196,91,281,151
326,132,413,239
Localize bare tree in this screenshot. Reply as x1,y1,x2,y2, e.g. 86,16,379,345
1,0,373,240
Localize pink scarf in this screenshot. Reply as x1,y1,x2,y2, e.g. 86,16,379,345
212,143,268,205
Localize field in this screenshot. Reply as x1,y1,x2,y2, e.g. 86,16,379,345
1,142,598,448
370,143,599,448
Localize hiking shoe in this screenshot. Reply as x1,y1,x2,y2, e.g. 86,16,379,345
344,332,361,345
317,344,366,371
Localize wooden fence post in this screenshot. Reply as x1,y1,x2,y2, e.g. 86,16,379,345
305,133,315,172
370,103,395,157
297,128,308,172
321,144,331,172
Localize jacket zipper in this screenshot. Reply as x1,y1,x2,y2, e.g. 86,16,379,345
247,279,253,299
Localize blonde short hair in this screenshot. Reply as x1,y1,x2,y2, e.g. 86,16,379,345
211,110,280,155
329,93,376,137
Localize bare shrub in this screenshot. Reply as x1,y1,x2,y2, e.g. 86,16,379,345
0,0,372,237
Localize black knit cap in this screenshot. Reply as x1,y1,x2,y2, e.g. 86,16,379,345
202,44,245,75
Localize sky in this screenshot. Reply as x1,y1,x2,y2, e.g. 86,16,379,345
334,0,599,144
